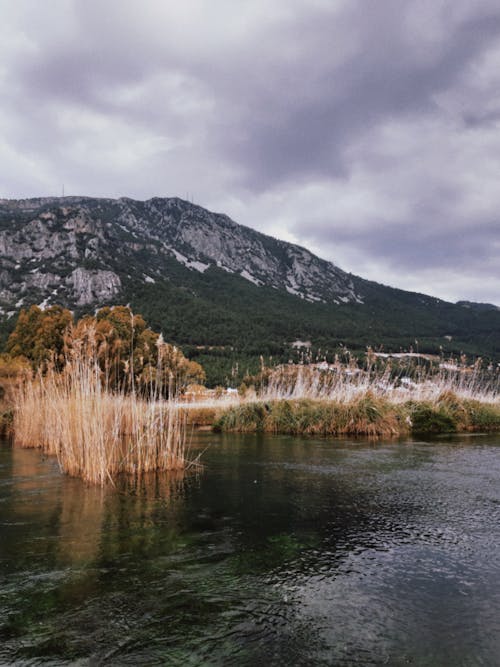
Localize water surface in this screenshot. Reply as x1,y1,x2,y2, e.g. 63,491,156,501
1,433,500,665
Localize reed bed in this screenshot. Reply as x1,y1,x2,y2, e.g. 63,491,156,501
214,392,500,437
260,363,500,404
214,396,405,437
13,332,190,485
214,364,500,437
179,395,240,428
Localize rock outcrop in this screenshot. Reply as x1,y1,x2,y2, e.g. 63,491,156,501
0,195,362,312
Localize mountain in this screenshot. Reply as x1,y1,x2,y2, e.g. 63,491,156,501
456,301,500,312
1,196,499,384
0,196,363,307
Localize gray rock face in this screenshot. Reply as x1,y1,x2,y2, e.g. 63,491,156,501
68,268,122,306
0,195,362,314
139,197,363,304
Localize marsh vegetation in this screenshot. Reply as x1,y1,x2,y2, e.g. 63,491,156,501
214,363,500,436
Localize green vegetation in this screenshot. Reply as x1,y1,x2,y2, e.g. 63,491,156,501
214,393,500,438
5,304,205,396
3,258,498,387
2,303,499,446
409,403,458,434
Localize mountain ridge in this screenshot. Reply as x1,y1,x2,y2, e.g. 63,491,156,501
0,195,364,309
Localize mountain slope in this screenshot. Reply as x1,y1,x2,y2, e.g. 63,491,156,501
0,196,499,382
0,195,362,308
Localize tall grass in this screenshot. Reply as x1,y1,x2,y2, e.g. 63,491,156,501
13,327,190,485
214,396,407,437
214,393,500,437
260,363,500,404
214,363,500,437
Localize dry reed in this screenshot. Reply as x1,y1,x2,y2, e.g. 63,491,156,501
259,363,500,404
13,327,191,485
214,364,500,437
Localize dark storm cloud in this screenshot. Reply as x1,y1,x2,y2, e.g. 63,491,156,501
215,3,500,189
0,0,499,303
306,219,499,272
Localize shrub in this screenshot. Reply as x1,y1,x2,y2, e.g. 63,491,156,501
409,403,457,434
214,402,269,432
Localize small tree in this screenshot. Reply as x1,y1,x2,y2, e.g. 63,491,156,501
7,304,205,397
7,305,73,368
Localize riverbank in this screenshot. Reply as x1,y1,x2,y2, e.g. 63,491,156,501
4,391,500,443
213,392,500,437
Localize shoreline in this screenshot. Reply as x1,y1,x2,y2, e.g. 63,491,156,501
3,392,499,446
211,394,500,438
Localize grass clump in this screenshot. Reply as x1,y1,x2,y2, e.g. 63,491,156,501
214,390,500,438
214,402,269,432
264,400,298,434
462,400,500,430
216,395,406,438
408,403,458,434
407,391,500,434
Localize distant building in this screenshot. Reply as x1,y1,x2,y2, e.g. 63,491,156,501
291,340,312,349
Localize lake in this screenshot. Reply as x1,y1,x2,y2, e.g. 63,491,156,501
1,433,500,665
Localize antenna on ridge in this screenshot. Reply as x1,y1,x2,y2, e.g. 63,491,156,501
62,184,65,198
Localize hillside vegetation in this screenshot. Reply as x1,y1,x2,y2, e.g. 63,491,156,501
1,196,499,386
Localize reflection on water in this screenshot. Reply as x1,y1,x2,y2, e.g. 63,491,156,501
1,433,500,665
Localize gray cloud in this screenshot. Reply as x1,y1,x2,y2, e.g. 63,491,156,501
215,3,500,189
0,0,499,304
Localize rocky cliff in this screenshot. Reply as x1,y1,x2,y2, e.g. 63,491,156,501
0,196,363,315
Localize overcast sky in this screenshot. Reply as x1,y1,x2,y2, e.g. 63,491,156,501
1,1,499,305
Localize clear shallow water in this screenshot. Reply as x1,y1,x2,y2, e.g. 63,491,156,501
1,433,500,666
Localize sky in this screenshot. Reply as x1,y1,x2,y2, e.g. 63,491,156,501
1,0,499,305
